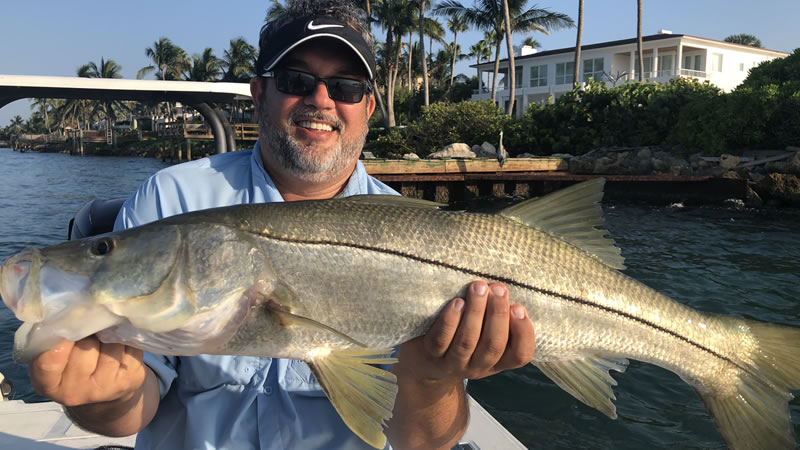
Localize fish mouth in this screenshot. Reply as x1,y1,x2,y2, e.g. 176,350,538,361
1,248,92,322
1,250,35,317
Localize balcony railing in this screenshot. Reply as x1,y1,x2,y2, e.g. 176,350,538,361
680,68,707,78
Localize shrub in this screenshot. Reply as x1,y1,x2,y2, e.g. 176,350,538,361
405,100,509,156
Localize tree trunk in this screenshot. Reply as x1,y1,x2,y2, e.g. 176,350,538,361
419,0,429,106
573,0,584,87
637,0,644,82
450,30,459,88
502,0,515,117
491,40,502,102
384,27,397,127
408,33,413,91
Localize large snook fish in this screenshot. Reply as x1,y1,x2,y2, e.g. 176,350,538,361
1,179,799,449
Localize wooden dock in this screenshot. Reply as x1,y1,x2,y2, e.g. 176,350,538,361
362,158,748,204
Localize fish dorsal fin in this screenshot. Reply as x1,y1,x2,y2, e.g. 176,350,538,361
309,348,399,449
536,356,629,419
499,179,625,270
344,194,446,209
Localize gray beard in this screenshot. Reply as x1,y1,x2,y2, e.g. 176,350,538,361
258,102,368,185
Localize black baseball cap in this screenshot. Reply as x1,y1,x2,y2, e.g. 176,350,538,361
260,16,376,80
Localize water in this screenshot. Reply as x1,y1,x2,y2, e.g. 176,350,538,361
1,147,799,448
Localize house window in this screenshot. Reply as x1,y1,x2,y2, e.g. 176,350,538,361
739,62,745,71
515,66,523,88
529,65,548,87
660,55,674,75
712,53,723,72
582,57,604,82
556,61,575,85
695,55,702,71
684,55,692,69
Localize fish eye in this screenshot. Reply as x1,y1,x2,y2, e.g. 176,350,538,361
90,238,115,256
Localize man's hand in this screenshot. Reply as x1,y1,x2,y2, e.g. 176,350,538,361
386,281,535,449
29,336,146,407
28,336,159,437
399,280,535,382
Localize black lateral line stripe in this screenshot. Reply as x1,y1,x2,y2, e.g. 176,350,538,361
265,233,745,372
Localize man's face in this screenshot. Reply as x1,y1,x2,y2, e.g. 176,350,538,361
252,39,376,185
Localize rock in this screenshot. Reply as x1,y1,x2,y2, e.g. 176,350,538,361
748,172,765,184
722,170,741,179
637,158,654,173
402,153,420,160
688,152,704,164
475,141,497,158
754,173,800,207
720,154,741,170
593,156,615,174
786,152,800,174
471,144,482,154
517,152,536,158
670,159,691,176
786,145,800,152
362,151,376,159
551,153,574,159
428,143,475,159
636,147,652,159
746,186,763,208
569,157,595,174
652,157,670,172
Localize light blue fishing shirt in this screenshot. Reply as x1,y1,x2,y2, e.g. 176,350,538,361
114,142,399,450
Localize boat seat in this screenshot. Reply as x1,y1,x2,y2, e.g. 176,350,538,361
68,198,126,240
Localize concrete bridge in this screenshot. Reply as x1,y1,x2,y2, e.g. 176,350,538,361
0,74,252,154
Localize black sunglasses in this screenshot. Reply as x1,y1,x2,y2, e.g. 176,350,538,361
262,69,372,104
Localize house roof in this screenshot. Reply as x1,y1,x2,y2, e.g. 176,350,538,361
471,33,790,68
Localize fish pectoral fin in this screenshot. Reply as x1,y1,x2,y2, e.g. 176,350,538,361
261,300,367,347
309,348,399,449
535,355,629,419
498,178,626,270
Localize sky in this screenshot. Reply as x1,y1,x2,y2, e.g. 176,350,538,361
1,0,798,126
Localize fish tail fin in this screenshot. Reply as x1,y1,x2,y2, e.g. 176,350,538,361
699,320,800,450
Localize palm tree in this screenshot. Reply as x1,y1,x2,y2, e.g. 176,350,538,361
373,0,417,127
138,37,188,81
30,98,55,134
447,15,469,87
501,0,516,115
636,0,644,81
724,33,763,48
573,0,584,87
185,48,224,82
222,38,257,82
9,115,24,135
435,0,573,102
265,0,287,21
78,58,127,128
418,0,430,106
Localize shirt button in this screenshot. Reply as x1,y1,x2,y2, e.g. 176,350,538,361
264,386,273,395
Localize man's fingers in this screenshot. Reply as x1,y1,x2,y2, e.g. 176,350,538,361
470,283,511,370
95,341,125,382
29,340,74,395
445,282,488,365
58,337,101,399
424,297,464,359
494,304,535,372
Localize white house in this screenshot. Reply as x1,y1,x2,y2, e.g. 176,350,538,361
471,31,790,118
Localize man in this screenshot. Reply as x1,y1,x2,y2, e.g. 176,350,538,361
27,1,535,448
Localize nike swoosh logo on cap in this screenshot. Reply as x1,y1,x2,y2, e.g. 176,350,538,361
307,21,345,31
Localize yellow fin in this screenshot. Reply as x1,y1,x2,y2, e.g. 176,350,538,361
499,178,626,270
309,348,399,449
535,356,629,419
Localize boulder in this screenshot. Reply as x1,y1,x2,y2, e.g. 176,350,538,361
428,143,475,159
754,173,800,207
361,151,376,159
474,141,497,158
517,152,537,158
720,154,741,170
402,153,420,160
636,147,652,159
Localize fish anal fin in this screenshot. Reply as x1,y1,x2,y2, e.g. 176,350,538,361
535,355,629,419
499,178,626,270
309,348,399,449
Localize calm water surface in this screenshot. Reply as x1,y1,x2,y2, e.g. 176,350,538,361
1,147,799,449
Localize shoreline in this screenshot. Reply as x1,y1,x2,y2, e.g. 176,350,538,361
4,143,799,209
